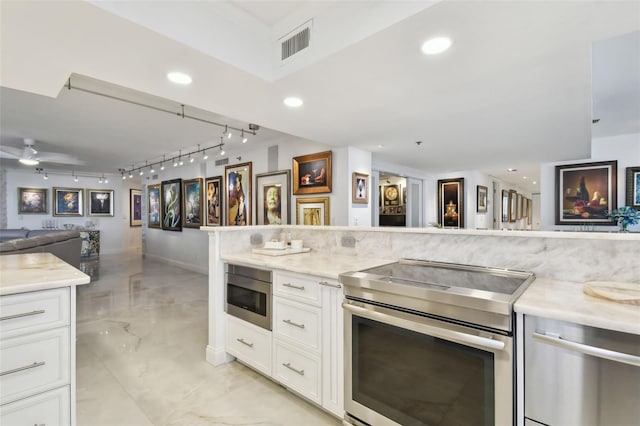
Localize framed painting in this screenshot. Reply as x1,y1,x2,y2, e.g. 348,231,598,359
205,176,223,226
53,187,83,216
256,170,290,225
18,187,47,214
225,162,252,226
352,172,369,204
183,178,203,228
437,178,464,228
383,185,400,206
87,189,114,216
516,193,523,220
476,185,488,213
555,160,617,225
147,184,161,228
509,190,517,223
161,178,182,231
293,150,332,195
626,166,640,210
130,189,142,227
296,197,330,225
501,190,509,222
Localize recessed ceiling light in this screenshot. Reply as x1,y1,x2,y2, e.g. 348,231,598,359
533,181,537,185
283,97,303,108
167,71,192,85
421,37,452,55
378,144,384,149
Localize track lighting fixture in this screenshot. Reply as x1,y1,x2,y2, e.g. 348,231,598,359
43,173,49,180
139,170,144,176
219,137,225,156
241,130,248,143
173,159,179,167
73,175,79,182
149,165,155,174
103,175,109,184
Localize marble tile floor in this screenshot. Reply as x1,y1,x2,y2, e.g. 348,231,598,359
75,253,340,426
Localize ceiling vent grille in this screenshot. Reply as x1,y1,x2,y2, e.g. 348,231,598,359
215,158,229,167
280,20,312,62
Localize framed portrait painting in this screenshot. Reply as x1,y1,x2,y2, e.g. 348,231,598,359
161,178,182,231
509,190,517,223
18,187,47,214
296,197,330,226
293,150,332,195
516,193,523,220
130,189,142,227
256,170,290,225
205,176,223,226
225,162,252,226
352,172,369,204
476,185,488,213
87,189,114,216
555,160,617,225
626,166,640,210
147,184,161,228
183,178,203,228
437,178,464,228
53,187,83,216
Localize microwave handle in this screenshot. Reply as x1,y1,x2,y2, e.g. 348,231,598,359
532,332,640,367
343,302,505,351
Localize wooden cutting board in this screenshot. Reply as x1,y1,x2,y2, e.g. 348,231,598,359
583,281,640,305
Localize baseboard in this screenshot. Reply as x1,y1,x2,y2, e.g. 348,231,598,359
206,344,235,366
143,252,208,275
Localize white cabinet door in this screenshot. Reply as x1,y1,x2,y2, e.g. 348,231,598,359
0,327,70,405
320,278,344,418
0,385,70,426
225,314,272,376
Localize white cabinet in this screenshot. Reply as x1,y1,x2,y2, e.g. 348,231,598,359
272,270,344,418
226,314,272,376
0,287,75,426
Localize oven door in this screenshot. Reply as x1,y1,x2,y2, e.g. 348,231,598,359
343,299,513,426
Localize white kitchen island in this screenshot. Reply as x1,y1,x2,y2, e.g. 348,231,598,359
0,253,90,426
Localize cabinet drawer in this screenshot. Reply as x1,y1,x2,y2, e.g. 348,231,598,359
274,271,321,306
0,327,70,405
226,315,272,376
273,340,321,404
0,287,70,339
0,385,70,426
273,297,321,352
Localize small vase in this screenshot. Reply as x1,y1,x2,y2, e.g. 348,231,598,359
619,223,629,233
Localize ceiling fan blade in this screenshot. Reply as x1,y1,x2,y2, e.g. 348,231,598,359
37,153,86,165
0,146,23,158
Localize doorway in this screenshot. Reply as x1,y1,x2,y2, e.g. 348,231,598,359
379,174,407,227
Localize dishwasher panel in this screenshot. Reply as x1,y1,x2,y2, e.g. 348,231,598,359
524,315,640,426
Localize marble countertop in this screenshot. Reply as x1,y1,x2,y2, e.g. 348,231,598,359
221,251,394,280
0,253,91,296
515,278,640,335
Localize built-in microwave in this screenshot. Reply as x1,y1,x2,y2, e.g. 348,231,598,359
225,264,272,330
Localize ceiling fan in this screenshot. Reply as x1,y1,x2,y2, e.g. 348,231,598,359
0,138,85,166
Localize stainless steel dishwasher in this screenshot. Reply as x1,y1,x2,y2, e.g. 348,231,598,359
524,315,640,426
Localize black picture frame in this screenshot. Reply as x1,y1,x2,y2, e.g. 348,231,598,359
555,160,617,225
437,178,464,228
627,166,640,210
476,185,488,213
161,178,182,231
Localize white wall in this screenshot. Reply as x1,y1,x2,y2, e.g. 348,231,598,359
4,168,142,254
541,132,640,231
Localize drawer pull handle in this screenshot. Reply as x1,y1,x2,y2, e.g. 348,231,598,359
282,362,305,376
318,281,342,289
283,319,305,329
236,338,254,348
0,310,45,321
282,283,305,291
0,361,46,377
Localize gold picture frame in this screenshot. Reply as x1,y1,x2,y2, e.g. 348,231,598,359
296,197,330,225
352,172,369,204
293,150,332,195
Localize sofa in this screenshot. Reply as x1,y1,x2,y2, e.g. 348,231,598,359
0,229,83,268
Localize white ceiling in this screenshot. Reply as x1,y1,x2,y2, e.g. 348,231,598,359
1,1,639,192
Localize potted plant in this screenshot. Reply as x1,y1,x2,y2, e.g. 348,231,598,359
607,206,640,232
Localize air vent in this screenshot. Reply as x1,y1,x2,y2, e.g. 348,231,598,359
215,158,229,167
280,20,312,62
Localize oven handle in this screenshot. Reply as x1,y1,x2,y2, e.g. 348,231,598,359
343,302,505,351
533,332,640,367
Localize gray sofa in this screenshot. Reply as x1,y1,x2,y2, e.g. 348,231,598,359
0,229,83,268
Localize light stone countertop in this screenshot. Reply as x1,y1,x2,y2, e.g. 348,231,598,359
221,251,394,280
0,253,91,296
515,278,640,335
222,250,638,335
